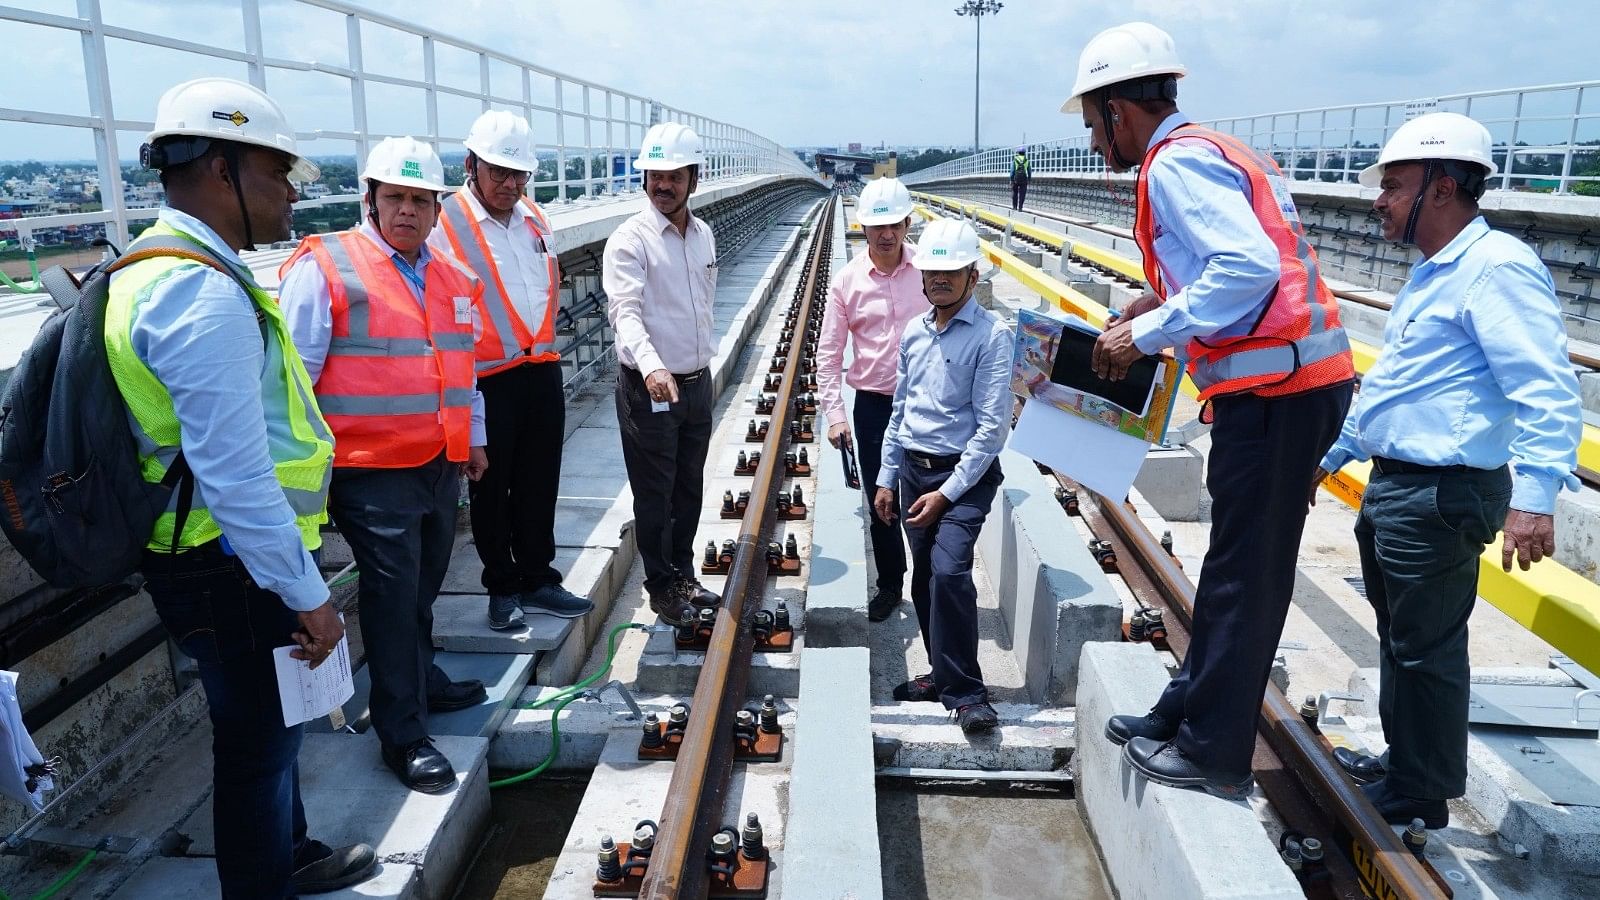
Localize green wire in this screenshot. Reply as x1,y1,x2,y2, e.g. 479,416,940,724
488,621,645,789
0,848,99,900
0,253,45,294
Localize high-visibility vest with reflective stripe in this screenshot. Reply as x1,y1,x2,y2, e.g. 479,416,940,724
436,192,561,376
104,221,334,552
1134,124,1355,402
280,230,480,468
1012,154,1030,179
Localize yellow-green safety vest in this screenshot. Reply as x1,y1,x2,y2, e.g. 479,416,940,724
103,220,334,553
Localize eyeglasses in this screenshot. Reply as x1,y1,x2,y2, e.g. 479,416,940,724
481,162,531,185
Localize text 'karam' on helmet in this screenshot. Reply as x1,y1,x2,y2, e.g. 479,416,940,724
465,109,536,173
855,177,914,227
912,219,984,271
1358,112,1499,188
634,122,705,171
361,137,447,193
144,76,319,182
1060,21,1186,114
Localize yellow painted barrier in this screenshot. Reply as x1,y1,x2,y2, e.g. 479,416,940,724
915,201,1600,676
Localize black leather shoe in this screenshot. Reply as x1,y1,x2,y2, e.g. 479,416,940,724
1124,737,1254,799
293,839,377,894
648,588,692,626
676,576,721,610
1333,746,1386,785
1361,778,1448,829
427,678,487,713
381,740,455,794
1105,711,1178,747
867,591,901,622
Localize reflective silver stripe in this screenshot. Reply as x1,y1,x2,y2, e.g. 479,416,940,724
431,331,475,352
443,387,475,408
318,393,442,416
162,481,323,517
329,336,435,356
318,235,371,338
1191,327,1351,388
442,199,525,364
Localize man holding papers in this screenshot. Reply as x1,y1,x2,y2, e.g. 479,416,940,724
1062,23,1355,796
872,219,1012,734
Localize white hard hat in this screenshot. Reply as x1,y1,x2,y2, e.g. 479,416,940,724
1060,22,1186,115
465,109,536,173
856,178,913,227
144,77,319,182
361,137,446,193
912,219,984,271
1358,112,1499,188
634,122,705,171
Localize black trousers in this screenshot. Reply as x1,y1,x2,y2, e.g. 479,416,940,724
470,361,566,596
853,390,906,596
1011,178,1028,210
1151,383,1352,776
899,458,1003,709
328,453,460,749
616,366,714,593
1357,464,1510,799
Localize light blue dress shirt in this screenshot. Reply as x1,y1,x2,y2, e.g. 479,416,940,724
1319,217,1582,514
277,223,486,445
1129,112,1285,355
878,296,1013,503
126,207,328,612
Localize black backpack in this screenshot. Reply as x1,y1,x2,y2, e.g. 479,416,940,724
0,235,248,589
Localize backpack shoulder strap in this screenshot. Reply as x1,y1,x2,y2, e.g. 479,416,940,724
105,235,255,296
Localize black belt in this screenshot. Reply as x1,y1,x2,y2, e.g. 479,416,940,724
1370,456,1488,477
906,450,962,470
624,365,706,385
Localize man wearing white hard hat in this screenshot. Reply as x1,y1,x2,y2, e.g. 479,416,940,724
1310,112,1581,828
604,122,722,624
430,110,594,632
1064,22,1355,798
816,177,921,623
870,218,1011,734
279,137,490,794
111,77,375,896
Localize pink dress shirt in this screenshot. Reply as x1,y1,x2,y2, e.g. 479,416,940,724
815,243,926,427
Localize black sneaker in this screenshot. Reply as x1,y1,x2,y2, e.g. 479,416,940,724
676,576,721,610
867,590,901,622
523,583,595,618
892,674,939,702
292,839,377,894
955,702,999,734
487,594,526,631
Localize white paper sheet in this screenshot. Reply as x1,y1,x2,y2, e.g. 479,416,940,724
273,636,354,728
1008,399,1150,502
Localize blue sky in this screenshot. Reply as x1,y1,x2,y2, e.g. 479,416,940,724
2,0,1596,160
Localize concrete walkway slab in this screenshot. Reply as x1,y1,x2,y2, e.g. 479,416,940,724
433,594,573,652
1075,642,1300,900
175,733,490,900
782,647,882,900
111,858,418,899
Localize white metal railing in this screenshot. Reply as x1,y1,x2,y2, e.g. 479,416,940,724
903,81,1600,195
0,0,814,250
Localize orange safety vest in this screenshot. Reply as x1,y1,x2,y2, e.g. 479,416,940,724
279,230,480,468
436,192,561,376
1134,124,1354,403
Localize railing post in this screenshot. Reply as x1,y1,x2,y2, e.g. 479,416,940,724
241,0,266,89
555,78,569,203
76,0,127,247
423,38,439,146
346,12,369,175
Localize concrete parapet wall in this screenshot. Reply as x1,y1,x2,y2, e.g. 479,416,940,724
1076,642,1302,900
976,449,1123,705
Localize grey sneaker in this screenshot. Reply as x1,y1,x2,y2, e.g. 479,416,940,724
523,583,595,618
488,594,526,631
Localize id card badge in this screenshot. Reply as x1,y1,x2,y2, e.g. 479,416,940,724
453,296,473,325
651,400,671,414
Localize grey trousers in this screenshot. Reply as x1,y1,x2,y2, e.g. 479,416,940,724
328,453,461,749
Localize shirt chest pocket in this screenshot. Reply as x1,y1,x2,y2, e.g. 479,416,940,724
934,360,977,407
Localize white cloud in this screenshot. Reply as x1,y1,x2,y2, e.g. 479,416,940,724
2,0,1595,159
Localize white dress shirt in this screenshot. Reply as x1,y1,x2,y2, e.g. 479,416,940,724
602,202,718,375
426,188,554,336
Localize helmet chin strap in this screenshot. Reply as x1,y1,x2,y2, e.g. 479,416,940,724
1400,159,1438,247
220,143,256,251
1099,93,1137,172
